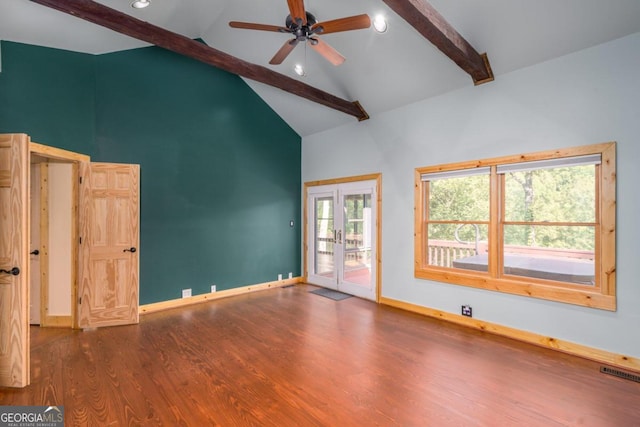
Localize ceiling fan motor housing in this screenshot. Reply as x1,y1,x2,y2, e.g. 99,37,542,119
286,12,319,40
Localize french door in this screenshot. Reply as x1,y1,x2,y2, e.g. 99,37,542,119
306,179,378,300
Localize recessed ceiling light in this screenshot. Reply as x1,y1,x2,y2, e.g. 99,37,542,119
294,64,306,77
372,14,388,33
131,0,150,9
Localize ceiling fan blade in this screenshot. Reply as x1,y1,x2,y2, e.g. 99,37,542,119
287,0,307,25
311,14,371,35
269,39,298,65
229,21,290,33
308,38,345,66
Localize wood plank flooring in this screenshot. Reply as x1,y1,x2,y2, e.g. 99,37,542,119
1,284,639,426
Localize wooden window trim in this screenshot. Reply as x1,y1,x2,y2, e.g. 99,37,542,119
414,142,616,311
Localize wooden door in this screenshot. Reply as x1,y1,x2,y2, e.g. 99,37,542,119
0,134,30,387
78,162,140,328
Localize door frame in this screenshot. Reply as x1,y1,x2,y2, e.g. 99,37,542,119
303,173,382,302
30,141,89,329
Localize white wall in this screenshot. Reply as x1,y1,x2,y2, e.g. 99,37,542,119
302,33,640,358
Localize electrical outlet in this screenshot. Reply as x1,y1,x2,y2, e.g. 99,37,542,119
211,285,216,293
278,274,283,281
461,305,472,317
288,272,293,279
182,288,192,298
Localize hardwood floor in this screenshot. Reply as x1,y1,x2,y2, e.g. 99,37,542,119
1,284,639,426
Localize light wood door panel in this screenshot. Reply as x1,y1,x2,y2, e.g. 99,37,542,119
78,162,140,328
0,134,30,387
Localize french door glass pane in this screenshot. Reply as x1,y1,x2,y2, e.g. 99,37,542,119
342,194,372,286
314,196,334,277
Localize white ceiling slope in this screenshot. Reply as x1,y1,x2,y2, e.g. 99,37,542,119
2,0,640,136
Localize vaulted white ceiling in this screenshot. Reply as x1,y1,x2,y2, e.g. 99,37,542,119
2,0,640,136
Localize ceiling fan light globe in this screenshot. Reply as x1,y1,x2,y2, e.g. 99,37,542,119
131,0,150,9
373,15,388,33
294,64,306,76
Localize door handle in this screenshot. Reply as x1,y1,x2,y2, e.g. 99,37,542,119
123,247,137,253
31,249,40,255
0,267,20,276
337,230,342,244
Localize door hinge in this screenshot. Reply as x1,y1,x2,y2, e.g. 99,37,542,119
79,176,83,184
78,297,82,305
79,237,82,244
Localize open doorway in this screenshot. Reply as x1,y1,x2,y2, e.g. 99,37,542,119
29,143,86,328
1,134,141,388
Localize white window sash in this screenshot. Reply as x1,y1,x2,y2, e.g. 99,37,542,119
421,167,490,181
497,154,601,174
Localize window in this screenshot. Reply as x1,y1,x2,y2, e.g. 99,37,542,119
414,143,616,310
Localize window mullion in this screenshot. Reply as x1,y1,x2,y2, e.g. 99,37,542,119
502,221,598,227
489,166,501,278
594,163,602,292
422,181,429,267
414,169,428,269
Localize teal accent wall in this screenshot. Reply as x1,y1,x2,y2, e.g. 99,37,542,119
94,46,301,304
0,41,301,305
0,41,96,153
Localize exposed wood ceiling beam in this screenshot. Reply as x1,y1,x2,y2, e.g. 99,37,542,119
29,0,369,121
382,0,493,85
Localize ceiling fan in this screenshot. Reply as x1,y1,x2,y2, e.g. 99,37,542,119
229,0,371,66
